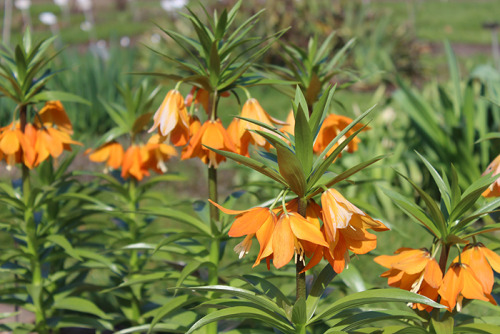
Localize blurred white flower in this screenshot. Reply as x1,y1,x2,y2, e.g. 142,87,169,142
120,36,131,47
160,0,187,12
39,12,58,26
15,0,31,10
150,33,161,44
53,0,68,6
77,0,92,11
80,21,93,31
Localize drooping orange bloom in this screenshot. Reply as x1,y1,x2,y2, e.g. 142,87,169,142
482,155,500,197
452,243,500,304
438,262,489,312
280,110,295,137
35,101,73,134
149,90,190,146
121,145,150,181
227,118,253,156
87,141,125,171
0,123,36,168
234,98,287,152
312,188,388,273
271,211,328,269
209,200,276,267
374,248,442,311
313,114,370,157
181,119,236,168
34,126,82,166
144,134,178,174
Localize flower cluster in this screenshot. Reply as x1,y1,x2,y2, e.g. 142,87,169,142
212,188,388,273
375,243,500,312
0,101,81,169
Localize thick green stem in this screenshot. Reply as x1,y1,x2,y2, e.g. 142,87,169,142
438,242,451,275
296,197,308,302
207,166,220,334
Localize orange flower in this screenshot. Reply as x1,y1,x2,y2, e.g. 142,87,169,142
87,141,124,171
313,114,370,157
271,212,328,269
185,87,230,114
452,243,500,303
34,126,82,166
35,101,73,134
209,200,277,267
280,110,295,137
438,262,489,312
144,134,178,173
227,118,253,156
181,119,236,168
375,248,442,311
236,98,286,151
482,155,500,197
0,123,36,168
121,145,150,181
315,188,389,273
149,90,190,146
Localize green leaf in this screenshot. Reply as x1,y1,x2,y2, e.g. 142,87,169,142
294,93,313,173
209,40,220,86
241,275,292,312
432,316,454,334
309,288,444,324
53,297,110,319
292,297,306,327
148,295,203,334
309,85,335,135
176,261,214,289
142,206,211,236
32,91,90,105
328,310,425,333
52,316,114,331
46,235,82,261
455,324,500,333
416,152,452,213
306,264,337,320
185,306,294,334
462,223,500,238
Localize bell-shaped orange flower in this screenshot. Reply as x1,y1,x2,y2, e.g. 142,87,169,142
35,101,73,134
227,118,253,157
453,243,500,302
0,123,36,168
144,134,178,174
482,155,500,197
185,87,230,114
438,262,489,312
375,248,442,311
87,141,124,171
149,90,190,146
209,200,277,267
181,119,236,168
121,145,150,181
313,114,370,157
237,98,286,151
271,211,328,269
34,127,82,166
280,110,295,137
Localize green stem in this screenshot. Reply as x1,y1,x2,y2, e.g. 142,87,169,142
438,242,450,275
207,166,220,334
296,197,308,302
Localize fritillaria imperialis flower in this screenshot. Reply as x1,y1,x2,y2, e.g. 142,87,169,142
149,89,190,146
87,141,124,171
232,98,286,153
34,126,82,166
0,123,36,168
121,145,150,181
144,134,178,173
227,118,253,156
438,262,489,312
451,243,500,305
181,119,236,168
482,154,500,197
374,248,442,311
313,114,370,157
279,110,295,137
185,87,230,114
35,100,73,134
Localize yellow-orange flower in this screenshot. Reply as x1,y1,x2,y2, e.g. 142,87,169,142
35,101,73,134
149,90,190,146
87,141,124,171
185,87,230,114
271,212,328,269
121,145,150,181
181,119,236,168
452,243,500,304
0,123,36,168
482,155,500,197
227,118,253,156
375,248,442,311
34,126,82,166
209,200,277,267
313,114,370,157
235,98,286,152
438,262,489,312
144,134,178,173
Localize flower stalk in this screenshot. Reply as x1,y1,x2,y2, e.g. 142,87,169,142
296,197,308,302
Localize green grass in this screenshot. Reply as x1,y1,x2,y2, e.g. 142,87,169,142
370,0,500,44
